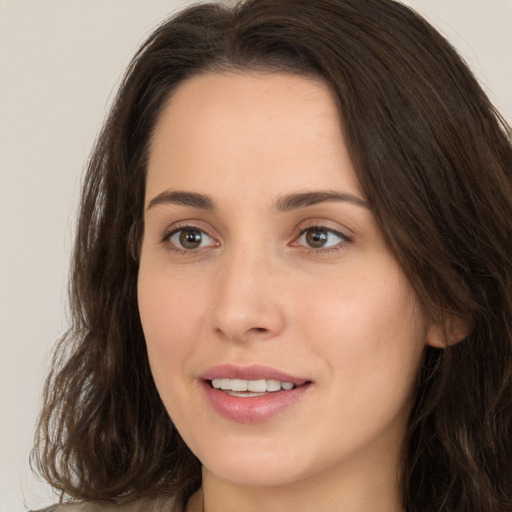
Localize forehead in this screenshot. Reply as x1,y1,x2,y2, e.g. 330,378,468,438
146,71,362,202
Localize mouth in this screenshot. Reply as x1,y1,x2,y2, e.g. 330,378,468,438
199,365,312,422
207,378,304,397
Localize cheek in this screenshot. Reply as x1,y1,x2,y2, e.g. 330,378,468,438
137,268,208,388
298,266,426,397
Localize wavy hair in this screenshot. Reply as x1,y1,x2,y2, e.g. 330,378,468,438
32,1,512,510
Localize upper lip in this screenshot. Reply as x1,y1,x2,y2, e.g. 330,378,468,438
200,364,310,386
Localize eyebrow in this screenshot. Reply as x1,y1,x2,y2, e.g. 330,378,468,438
147,189,370,212
147,191,215,210
273,191,370,212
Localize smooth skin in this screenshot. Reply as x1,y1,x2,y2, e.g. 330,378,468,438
138,71,444,512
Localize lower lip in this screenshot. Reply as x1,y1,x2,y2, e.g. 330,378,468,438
201,381,311,423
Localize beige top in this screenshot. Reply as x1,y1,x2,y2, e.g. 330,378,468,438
32,496,180,512
32,488,206,512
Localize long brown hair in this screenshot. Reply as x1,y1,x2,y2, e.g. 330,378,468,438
32,1,512,510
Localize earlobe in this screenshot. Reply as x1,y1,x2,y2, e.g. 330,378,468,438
426,316,470,348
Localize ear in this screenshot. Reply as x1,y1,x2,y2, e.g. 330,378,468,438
426,315,470,348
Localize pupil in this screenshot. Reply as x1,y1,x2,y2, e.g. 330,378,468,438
179,230,202,249
306,229,327,248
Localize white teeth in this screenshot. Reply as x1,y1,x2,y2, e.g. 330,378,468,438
266,379,281,392
211,378,296,393
247,379,266,392
212,378,229,390
231,379,248,392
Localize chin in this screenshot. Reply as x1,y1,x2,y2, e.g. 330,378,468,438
205,458,309,488
192,434,322,488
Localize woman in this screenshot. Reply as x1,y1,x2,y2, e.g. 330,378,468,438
32,0,512,511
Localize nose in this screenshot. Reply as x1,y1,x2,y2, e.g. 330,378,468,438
209,246,286,343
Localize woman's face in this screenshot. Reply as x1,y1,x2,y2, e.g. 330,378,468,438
138,72,435,491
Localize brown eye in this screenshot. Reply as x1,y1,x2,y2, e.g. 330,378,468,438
305,228,329,248
179,229,203,249
167,228,214,250
297,227,347,249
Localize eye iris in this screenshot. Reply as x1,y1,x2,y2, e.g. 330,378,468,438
179,229,202,249
306,229,328,248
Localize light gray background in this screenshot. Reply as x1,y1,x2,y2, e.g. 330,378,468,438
1,1,511,510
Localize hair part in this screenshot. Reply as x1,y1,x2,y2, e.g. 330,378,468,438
33,1,512,510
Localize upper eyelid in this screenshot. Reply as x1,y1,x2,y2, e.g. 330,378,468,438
293,214,354,230
163,221,214,237
296,221,352,240
163,225,214,241
298,225,345,236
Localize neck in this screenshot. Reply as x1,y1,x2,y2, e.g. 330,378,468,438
188,452,403,512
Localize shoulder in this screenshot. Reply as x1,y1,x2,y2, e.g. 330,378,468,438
30,496,179,512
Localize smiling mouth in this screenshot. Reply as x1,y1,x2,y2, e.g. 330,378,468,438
202,371,312,422
208,378,304,397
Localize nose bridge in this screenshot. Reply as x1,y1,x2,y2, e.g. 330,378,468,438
210,238,284,341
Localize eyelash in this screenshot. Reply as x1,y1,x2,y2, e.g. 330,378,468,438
161,222,352,254
295,222,352,253
161,224,216,254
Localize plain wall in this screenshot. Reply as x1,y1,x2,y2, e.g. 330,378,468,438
1,1,510,510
